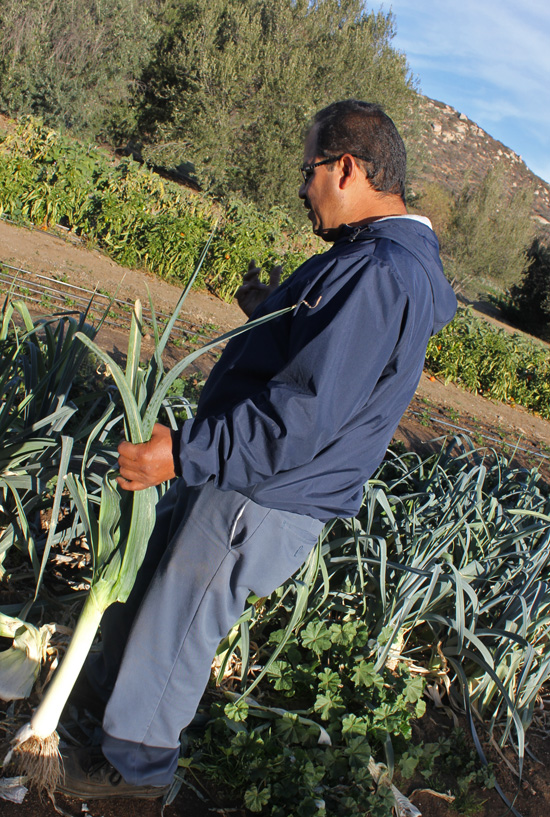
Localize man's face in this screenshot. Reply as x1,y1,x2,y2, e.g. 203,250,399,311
299,125,344,242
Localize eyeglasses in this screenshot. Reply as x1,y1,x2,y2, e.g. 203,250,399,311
299,153,372,183
299,156,343,183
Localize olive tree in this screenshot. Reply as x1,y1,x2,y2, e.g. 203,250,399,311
132,0,418,215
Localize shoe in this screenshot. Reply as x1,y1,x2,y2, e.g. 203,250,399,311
57,746,170,800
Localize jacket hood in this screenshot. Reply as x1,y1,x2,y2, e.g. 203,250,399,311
339,218,457,335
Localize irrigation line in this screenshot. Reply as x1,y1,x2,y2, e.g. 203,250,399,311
409,410,550,462
0,260,198,326
0,288,132,334
0,261,219,344
0,273,101,312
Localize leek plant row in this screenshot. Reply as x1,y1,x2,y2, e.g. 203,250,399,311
204,438,550,814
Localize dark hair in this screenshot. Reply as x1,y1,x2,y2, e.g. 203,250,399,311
312,100,406,201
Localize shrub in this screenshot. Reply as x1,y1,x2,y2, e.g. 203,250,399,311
425,307,550,417
503,238,550,339
442,167,534,292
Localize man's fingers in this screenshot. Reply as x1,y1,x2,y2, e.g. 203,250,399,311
117,457,140,476
241,271,261,284
242,259,261,280
116,424,175,489
269,265,282,289
116,475,147,492
241,270,261,284
117,441,150,479
242,261,281,289
117,439,143,460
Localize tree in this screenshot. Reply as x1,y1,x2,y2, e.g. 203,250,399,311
131,0,418,215
0,0,420,218
409,182,454,240
0,0,159,136
441,167,534,290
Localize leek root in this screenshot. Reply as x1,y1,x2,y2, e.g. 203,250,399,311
9,734,61,794
4,595,103,792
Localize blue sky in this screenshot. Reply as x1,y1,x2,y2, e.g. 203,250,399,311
376,0,550,183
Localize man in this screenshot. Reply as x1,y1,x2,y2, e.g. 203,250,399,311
60,100,456,799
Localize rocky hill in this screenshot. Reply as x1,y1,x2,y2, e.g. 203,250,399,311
414,96,550,233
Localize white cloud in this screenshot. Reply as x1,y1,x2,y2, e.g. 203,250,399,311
377,0,550,181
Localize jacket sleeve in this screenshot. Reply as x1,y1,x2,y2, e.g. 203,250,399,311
176,259,408,492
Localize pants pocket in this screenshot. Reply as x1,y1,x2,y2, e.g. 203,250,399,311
233,504,323,597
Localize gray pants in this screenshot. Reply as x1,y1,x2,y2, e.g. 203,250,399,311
86,480,323,785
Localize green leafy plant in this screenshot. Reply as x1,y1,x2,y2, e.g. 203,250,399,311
194,647,425,817
190,437,550,815
0,117,313,300
0,297,103,588
425,307,550,418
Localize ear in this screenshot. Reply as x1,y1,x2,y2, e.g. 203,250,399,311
339,154,357,189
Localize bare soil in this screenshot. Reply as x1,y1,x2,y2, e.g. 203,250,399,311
2,218,550,817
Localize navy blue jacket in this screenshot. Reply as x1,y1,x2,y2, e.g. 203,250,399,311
177,218,457,521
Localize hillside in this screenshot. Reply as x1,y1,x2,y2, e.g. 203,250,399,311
414,96,550,231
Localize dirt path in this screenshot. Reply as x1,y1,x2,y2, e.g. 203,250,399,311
0,218,240,332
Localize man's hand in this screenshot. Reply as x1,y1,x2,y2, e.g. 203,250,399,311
235,259,282,317
117,423,177,491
